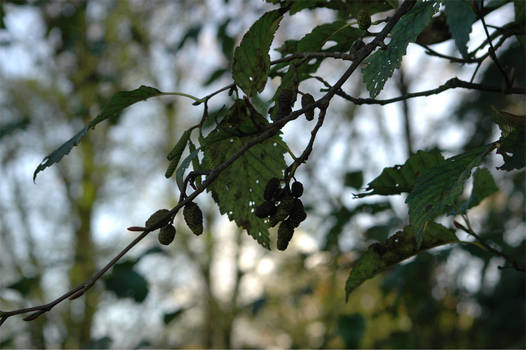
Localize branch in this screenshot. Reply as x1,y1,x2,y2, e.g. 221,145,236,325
270,51,355,66
454,220,525,273
0,0,418,327
325,77,525,106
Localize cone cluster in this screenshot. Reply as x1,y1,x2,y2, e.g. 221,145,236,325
255,178,307,250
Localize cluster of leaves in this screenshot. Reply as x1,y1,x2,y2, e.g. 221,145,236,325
24,0,524,322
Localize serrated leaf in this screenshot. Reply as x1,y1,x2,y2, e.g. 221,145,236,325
33,85,162,181
232,9,283,97
357,149,444,198
406,145,491,243
345,223,458,300
444,0,476,57
363,1,440,97
165,129,192,178
201,100,287,248
104,260,149,302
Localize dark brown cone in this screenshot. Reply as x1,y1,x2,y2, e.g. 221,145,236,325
301,94,315,121
255,201,276,218
291,181,304,198
277,220,294,251
264,177,281,201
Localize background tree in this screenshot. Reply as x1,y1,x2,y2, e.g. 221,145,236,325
0,0,524,348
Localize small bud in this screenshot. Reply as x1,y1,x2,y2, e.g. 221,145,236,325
183,202,203,236
158,225,176,245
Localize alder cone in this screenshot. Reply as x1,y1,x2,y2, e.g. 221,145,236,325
145,209,171,230
301,93,315,121
255,201,276,218
291,181,304,198
183,202,203,236
277,220,294,251
158,225,176,245
274,88,294,120
264,177,281,201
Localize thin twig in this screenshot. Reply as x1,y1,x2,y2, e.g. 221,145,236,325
454,220,525,273
0,0,418,327
270,51,355,66
478,2,512,88
327,77,524,106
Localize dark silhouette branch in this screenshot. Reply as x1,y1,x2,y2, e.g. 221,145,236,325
322,77,525,105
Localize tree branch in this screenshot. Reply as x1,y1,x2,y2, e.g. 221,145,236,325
325,77,525,106
0,0,418,327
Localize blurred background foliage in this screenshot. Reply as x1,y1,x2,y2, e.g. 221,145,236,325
0,0,524,348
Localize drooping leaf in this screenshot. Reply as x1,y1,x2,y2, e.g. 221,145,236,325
165,129,192,178
289,0,395,16
357,149,444,198
444,0,476,57
345,223,458,300
363,1,440,97
104,260,149,302
406,145,491,243
232,9,284,97
201,99,287,248
33,85,162,181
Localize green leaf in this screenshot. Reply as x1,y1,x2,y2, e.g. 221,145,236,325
165,129,192,179
363,1,440,97
406,145,491,243
33,85,162,181
201,100,287,248
444,0,476,57
345,223,458,300
357,149,444,198
104,260,149,303
232,9,284,97
175,146,200,192
461,168,498,212
297,21,363,53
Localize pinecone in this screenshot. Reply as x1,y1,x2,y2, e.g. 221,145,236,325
183,202,203,236
158,225,176,245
